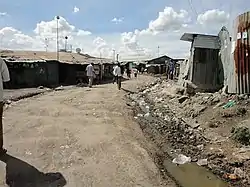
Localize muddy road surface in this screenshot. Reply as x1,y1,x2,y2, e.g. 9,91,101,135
0,76,176,187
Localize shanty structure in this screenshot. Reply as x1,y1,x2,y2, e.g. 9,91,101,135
180,33,223,92
145,55,172,74
0,50,113,88
146,55,172,65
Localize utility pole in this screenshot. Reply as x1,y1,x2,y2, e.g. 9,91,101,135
65,36,68,51
116,54,119,62
157,46,160,57
112,49,115,62
45,38,48,52
56,16,60,61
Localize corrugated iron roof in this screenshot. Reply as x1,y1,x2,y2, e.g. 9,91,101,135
180,33,218,42
0,50,113,65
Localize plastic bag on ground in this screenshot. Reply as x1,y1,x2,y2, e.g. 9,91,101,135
172,154,191,165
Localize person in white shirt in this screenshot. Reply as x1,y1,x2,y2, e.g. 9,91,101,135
114,63,122,90
133,68,138,78
112,63,118,84
86,63,95,88
0,58,10,155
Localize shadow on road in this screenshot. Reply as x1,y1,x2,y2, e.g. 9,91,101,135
0,154,67,187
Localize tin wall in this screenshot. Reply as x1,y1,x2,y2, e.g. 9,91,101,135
191,47,223,92
231,11,250,94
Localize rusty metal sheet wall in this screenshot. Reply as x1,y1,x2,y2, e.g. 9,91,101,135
231,11,250,94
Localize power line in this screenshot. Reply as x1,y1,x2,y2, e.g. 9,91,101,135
187,0,198,17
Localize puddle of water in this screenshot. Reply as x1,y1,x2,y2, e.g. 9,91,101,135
163,159,228,187
135,105,229,187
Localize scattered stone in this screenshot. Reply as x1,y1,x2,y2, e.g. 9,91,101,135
5,99,11,105
197,144,204,150
137,114,143,117
207,121,219,128
55,86,64,91
231,126,250,145
234,168,245,178
25,151,32,155
178,96,189,104
174,86,185,95
191,122,200,129
237,147,250,153
213,102,224,109
236,107,247,116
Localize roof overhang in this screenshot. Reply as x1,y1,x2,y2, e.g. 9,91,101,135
180,33,195,42
180,33,218,42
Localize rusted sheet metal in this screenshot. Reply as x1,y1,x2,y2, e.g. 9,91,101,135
232,11,250,94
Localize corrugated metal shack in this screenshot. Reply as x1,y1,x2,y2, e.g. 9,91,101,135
5,59,59,88
145,55,171,74
180,33,223,92
227,11,250,94
0,50,112,88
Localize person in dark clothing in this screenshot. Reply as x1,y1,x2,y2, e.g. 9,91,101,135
126,68,131,78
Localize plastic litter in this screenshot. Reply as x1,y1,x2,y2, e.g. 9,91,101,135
197,159,208,166
223,100,236,109
172,154,191,165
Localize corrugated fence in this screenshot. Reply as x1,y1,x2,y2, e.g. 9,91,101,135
231,11,250,94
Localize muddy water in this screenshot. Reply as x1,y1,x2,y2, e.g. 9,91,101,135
132,100,229,187
139,112,229,187
163,159,228,187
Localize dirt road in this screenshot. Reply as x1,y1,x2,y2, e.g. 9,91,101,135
0,76,176,187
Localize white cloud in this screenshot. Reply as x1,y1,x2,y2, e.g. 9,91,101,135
73,6,80,13
141,7,191,35
111,17,123,24
0,6,229,60
0,12,7,16
0,27,41,49
197,9,230,26
117,6,192,59
77,30,92,36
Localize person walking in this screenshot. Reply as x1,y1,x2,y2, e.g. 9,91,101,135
133,68,138,78
114,63,122,90
0,58,10,155
86,63,95,88
112,63,118,84
169,60,175,80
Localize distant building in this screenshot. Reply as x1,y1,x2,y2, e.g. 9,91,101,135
0,50,113,88
146,55,172,65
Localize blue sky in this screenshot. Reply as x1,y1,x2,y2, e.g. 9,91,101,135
0,0,249,59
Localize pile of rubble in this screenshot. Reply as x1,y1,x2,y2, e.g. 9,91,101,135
128,78,250,186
